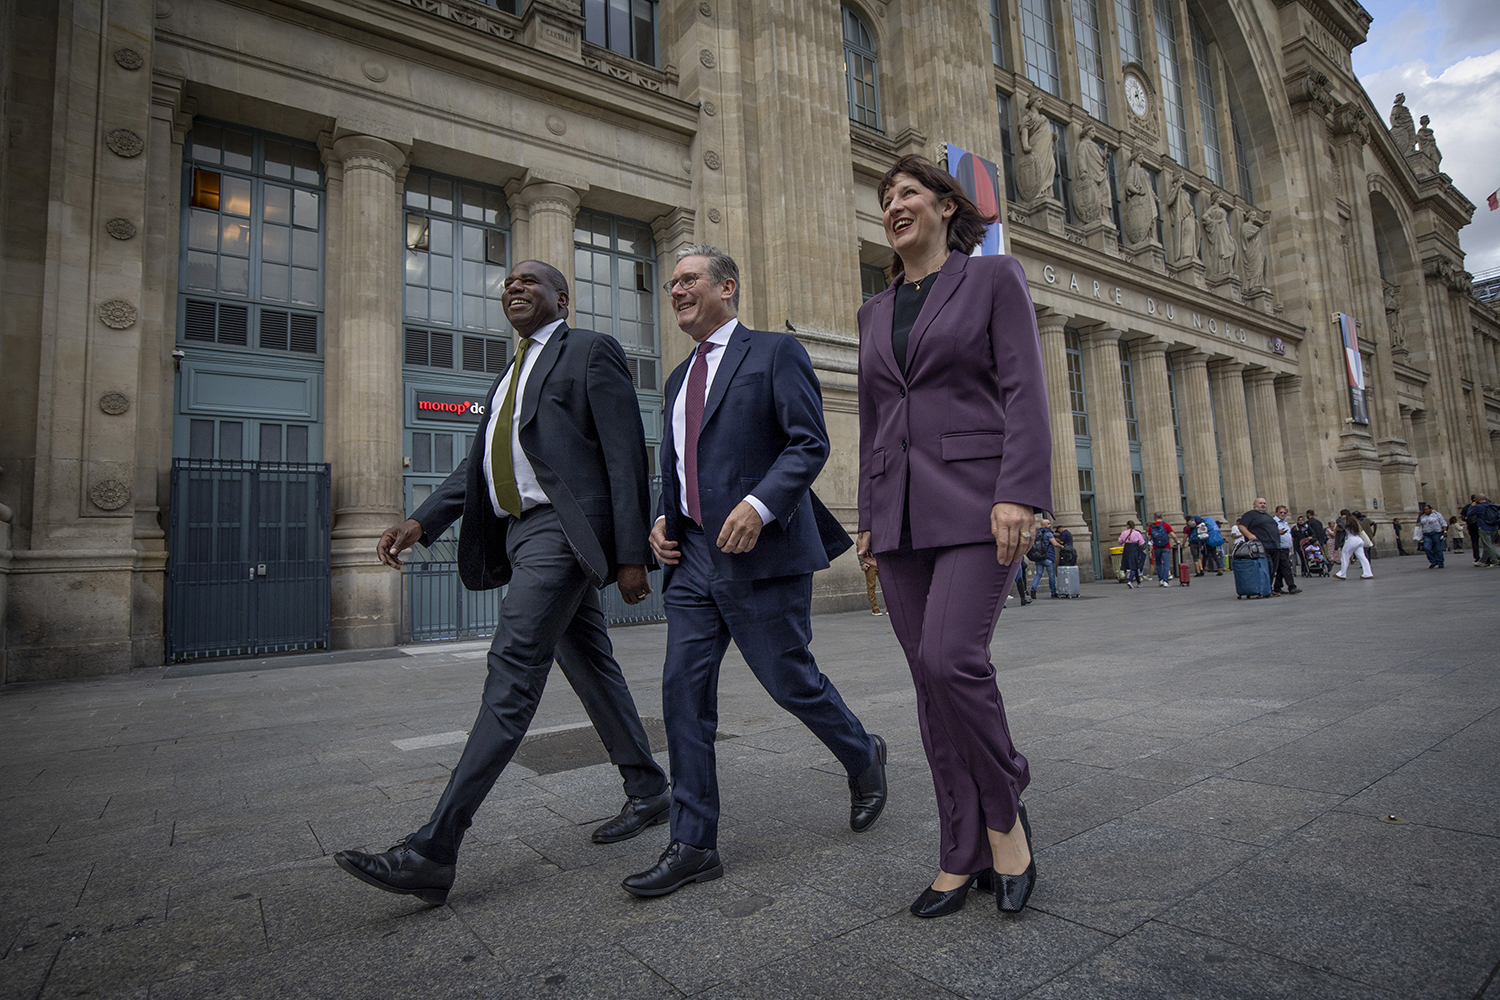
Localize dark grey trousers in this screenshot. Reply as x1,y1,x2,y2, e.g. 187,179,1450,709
408,505,667,865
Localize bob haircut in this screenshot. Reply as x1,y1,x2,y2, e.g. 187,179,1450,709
876,154,998,279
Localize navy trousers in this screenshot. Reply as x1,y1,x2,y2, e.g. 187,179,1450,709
661,526,876,850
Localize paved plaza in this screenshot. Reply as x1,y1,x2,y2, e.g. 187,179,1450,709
2,553,1497,1000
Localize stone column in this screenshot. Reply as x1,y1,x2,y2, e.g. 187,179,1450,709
328,135,407,650
650,207,698,377
1036,312,1090,566
1244,369,1289,506
1210,360,1255,515
1133,340,1182,522
1079,327,1136,537
1174,351,1224,523
1276,376,1309,512
506,168,586,291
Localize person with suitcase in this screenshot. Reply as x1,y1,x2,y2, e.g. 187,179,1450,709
1147,514,1175,588
1053,527,1081,598
1231,537,1273,598
1237,499,1287,597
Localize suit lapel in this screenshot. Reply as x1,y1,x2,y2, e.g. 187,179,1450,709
902,251,969,374
869,288,901,383
518,322,567,429
700,322,751,430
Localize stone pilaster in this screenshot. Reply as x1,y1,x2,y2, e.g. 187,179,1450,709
1209,360,1255,514
506,169,586,292
1133,340,1182,523
1174,352,1224,523
1036,312,1090,572
1276,375,1311,513
1244,370,1289,506
328,134,407,650
1079,327,1135,537
650,207,698,377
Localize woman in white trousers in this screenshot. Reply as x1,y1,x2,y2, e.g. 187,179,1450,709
1335,514,1373,580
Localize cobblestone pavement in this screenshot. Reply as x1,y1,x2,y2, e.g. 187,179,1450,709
3,554,1497,999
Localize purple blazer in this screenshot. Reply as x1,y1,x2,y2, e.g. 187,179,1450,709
857,250,1052,553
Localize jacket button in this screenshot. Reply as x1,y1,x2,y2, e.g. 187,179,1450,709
899,387,906,398
901,439,908,452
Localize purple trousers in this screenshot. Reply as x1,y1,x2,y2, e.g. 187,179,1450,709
878,541,1031,874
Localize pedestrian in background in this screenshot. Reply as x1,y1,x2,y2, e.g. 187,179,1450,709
1335,512,1374,580
1304,509,1328,562
1418,503,1448,568
1031,518,1058,599
1461,495,1481,565
1272,505,1300,595
1200,515,1225,575
1391,517,1409,556
1471,494,1500,566
1237,498,1283,595
1118,520,1146,589
1148,513,1175,588
1185,516,1205,576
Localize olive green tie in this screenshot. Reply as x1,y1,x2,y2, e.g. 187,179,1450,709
490,337,534,517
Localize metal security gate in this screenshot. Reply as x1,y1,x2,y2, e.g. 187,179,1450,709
167,459,331,661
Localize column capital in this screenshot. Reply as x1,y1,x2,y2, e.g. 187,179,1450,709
1172,349,1210,371
506,177,584,217
330,134,406,176
1209,359,1246,377
1243,368,1278,388
1034,309,1069,335
1276,374,1303,392
1130,338,1172,359
650,207,697,254
1077,326,1124,347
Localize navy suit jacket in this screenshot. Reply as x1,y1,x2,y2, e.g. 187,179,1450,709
658,322,834,583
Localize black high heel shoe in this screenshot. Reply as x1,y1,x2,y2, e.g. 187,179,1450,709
996,800,1036,914
910,874,982,918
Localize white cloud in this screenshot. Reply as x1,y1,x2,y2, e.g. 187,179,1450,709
1360,49,1500,275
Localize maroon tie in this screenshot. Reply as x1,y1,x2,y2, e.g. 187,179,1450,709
684,340,715,524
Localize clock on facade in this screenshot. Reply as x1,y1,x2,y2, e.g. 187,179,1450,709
1125,73,1149,117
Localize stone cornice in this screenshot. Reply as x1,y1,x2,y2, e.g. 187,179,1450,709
1273,0,1370,51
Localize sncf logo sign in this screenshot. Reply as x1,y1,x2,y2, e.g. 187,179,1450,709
414,391,486,423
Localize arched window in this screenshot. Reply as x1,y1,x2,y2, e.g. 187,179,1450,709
1152,0,1189,166
843,6,880,130
1189,13,1223,186
1073,0,1110,121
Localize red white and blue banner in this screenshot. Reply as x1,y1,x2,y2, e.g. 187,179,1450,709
946,143,1005,256
1337,312,1369,425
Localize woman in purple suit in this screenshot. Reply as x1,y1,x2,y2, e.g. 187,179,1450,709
856,155,1052,918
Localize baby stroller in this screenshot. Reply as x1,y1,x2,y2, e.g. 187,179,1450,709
1300,536,1329,577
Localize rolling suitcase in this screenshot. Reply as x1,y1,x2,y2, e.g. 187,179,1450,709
1178,561,1191,586
1056,565,1080,598
1232,556,1272,598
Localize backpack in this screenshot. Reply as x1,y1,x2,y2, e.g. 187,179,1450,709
1203,518,1224,547
1477,503,1500,533
1058,544,1078,566
1149,522,1170,547
1027,531,1051,562
1194,522,1209,542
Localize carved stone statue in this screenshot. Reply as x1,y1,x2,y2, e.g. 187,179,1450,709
1383,281,1405,352
1201,196,1237,280
1389,93,1416,153
1417,114,1442,173
1014,90,1056,204
1121,148,1157,246
1165,170,1198,265
1240,209,1267,289
1070,123,1110,224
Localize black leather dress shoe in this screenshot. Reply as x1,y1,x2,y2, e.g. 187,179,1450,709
591,791,671,844
910,875,981,918
334,840,455,905
849,734,888,833
622,840,723,897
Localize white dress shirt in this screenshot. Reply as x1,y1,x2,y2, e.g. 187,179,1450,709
1275,516,1292,549
664,317,772,526
483,318,562,518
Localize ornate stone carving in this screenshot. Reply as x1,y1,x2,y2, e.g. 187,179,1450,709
1383,281,1405,352
707,208,722,223
699,1,712,14
1416,115,1442,173
106,128,144,158
1286,68,1334,117
99,392,130,415
89,479,131,511
1164,170,1198,265
702,101,716,116
113,48,143,70
396,0,516,41
1331,102,1370,146
580,47,675,93
1014,90,1055,205
703,150,721,170
699,48,716,68
361,59,388,82
105,218,137,240
1240,209,1268,290
1423,253,1465,291
1201,196,1237,281
1121,147,1156,246
1389,93,1415,153
98,300,138,329
545,114,567,135
1069,123,1109,224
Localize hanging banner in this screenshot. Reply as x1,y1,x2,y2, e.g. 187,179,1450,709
946,143,1006,256
1337,312,1369,425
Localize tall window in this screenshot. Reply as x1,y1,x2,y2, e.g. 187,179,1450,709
574,210,660,395
1120,343,1139,443
991,0,1009,68
1051,118,1074,222
1230,92,1254,203
181,123,324,355
1074,0,1110,122
843,6,881,130
1190,13,1223,186
1116,0,1143,67
1019,0,1062,97
1066,328,1089,437
1153,0,1190,166
403,171,512,377
583,0,657,65
861,263,888,301
998,92,1020,203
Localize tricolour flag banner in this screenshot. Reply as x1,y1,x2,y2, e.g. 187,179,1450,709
946,143,1005,256
1337,312,1369,425
1488,189,1498,212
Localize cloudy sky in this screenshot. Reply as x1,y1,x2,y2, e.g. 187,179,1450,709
1353,0,1500,277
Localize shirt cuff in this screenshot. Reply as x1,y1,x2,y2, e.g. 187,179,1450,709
744,495,774,526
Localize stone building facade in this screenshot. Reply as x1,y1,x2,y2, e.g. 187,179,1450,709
1,0,1496,681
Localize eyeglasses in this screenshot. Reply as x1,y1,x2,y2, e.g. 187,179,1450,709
663,272,706,294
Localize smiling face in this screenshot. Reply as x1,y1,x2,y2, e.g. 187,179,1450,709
881,172,954,270
500,261,567,337
670,254,736,342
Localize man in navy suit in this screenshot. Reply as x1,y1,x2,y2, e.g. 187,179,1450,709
621,245,888,897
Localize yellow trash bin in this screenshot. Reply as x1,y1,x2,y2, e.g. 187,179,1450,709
1109,545,1124,578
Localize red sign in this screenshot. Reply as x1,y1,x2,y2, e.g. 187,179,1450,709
415,391,486,423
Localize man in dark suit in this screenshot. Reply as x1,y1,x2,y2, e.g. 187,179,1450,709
621,245,887,897
334,260,669,905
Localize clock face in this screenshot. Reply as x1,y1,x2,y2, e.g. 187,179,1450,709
1125,75,1148,117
